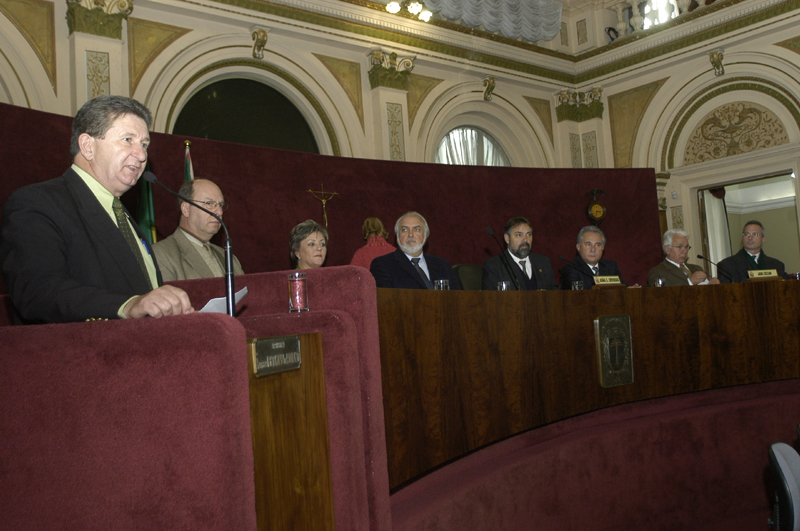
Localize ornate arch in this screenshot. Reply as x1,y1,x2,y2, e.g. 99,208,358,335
163,58,341,156
661,77,800,170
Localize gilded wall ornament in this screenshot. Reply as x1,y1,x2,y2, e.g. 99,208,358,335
66,0,132,39
251,26,269,60
86,50,110,98
555,87,604,122
482,76,495,101
367,48,415,91
683,102,788,165
708,49,724,76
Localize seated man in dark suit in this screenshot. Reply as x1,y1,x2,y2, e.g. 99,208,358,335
560,225,631,289
370,211,460,289
647,229,719,287
481,216,558,290
717,220,787,283
0,95,193,323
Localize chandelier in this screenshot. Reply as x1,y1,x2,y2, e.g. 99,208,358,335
386,1,433,22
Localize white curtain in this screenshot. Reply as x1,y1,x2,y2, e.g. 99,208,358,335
424,0,562,42
435,127,510,166
701,190,731,277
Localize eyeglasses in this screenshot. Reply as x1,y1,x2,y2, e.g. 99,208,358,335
670,244,691,251
196,200,229,211
743,232,762,238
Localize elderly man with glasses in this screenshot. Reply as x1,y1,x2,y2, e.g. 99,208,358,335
153,178,244,281
715,220,787,283
647,229,719,287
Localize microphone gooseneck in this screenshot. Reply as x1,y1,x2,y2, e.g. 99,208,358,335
144,172,236,317
697,254,731,283
486,226,520,290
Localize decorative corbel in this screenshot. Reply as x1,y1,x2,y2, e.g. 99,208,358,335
482,76,496,101
251,26,269,60
708,49,724,76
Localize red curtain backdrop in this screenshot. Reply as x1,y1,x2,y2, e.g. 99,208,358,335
0,102,662,290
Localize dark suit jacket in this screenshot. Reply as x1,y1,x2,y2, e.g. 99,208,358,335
0,168,160,323
559,256,626,289
153,227,244,282
717,248,787,283
370,248,460,289
647,260,703,287
481,250,559,290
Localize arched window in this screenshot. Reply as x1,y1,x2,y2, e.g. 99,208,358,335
435,126,510,166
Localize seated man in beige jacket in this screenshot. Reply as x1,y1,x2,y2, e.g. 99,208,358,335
153,178,244,281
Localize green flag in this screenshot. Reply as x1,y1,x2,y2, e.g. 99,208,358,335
136,163,156,245
184,141,194,182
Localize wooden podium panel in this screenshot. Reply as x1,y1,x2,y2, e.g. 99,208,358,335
246,333,334,531
378,281,800,489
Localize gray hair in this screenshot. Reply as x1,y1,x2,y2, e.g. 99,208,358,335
577,225,606,246
71,96,153,159
395,211,430,241
743,220,765,236
290,219,329,266
662,229,689,248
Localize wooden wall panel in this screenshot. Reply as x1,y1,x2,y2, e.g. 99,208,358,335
378,281,800,489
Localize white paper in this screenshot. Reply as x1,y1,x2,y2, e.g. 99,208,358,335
199,286,248,313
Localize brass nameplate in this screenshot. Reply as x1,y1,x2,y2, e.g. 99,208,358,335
747,269,780,280
247,335,302,377
594,315,634,388
593,275,624,288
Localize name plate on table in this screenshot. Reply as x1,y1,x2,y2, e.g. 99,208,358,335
593,275,624,288
247,335,302,377
747,269,781,280
594,315,634,388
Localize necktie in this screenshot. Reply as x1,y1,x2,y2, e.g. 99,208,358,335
681,263,691,277
592,265,599,276
411,257,433,289
113,197,152,289
519,260,528,278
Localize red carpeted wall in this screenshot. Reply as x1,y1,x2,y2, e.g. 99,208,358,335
0,102,663,293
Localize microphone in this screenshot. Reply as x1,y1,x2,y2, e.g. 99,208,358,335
486,226,520,290
143,172,236,317
696,254,731,283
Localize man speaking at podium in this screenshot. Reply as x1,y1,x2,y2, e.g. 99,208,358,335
0,95,193,324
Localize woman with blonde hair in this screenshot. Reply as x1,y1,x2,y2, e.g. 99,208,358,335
349,216,395,270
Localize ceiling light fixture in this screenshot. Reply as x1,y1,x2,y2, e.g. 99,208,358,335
386,0,433,22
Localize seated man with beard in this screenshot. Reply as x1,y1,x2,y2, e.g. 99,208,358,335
370,211,460,289
481,216,559,290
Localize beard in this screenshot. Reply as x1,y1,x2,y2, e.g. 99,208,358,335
508,242,531,259
399,238,424,255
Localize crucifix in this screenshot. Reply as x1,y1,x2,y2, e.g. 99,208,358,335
307,184,338,229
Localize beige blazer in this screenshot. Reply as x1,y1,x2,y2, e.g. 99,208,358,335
153,228,244,282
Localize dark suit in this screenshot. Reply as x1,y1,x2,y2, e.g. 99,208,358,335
370,248,460,289
481,250,559,290
0,168,160,323
647,260,703,287
716,248,787,283
559,256,626,289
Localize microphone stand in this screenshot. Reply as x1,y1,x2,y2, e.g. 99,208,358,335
143,172,235,317
697,254,731,283
486,226,520,290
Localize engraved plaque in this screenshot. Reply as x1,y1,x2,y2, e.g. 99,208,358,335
748,269,780,280
247,335,302,377
594,315,633,388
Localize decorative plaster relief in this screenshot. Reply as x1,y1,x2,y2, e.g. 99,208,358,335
555,87,603,122
387,102,405,161
523,96,554,147
86,50,109,98
127,18,190,95
251,26,268,59
0,0,56,92
607,78,667,168
482,76,495,101
560,22,568,46
670,205,684,229
367,48,415,91
582,131,598,168
683,102,788,165
577,19,588,45
315,54,364,131
67,0,132,39
570,133,582,168
407,74,443,129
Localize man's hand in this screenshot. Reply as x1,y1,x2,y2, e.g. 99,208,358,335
123,285,194,319
707,277,720,285
689,271,707,285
